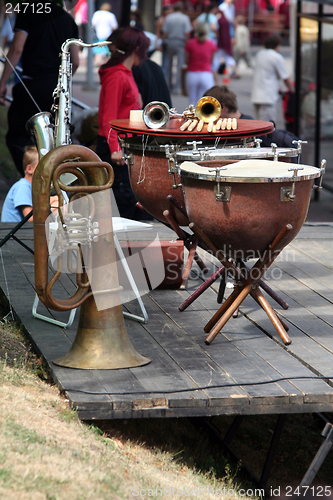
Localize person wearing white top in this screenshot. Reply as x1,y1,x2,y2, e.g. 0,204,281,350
92,3,117,41
92,3,118,64
251,34,294,123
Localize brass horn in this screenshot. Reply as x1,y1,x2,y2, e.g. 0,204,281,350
195,96,222,123
32,144,150,369
143,101,184,129
143,101,170,129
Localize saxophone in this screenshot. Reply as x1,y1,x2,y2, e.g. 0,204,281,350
26,38,108,156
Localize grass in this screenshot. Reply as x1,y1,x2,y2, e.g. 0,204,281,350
0,305,333,497
0,318,254,500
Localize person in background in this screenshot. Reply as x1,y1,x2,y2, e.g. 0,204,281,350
92,2,118,65
96,27,152,220
279,0,290,35
193,2,219,83
1,146,58,222
1,12,16,51
233,15,252,70
161,2,192,95
0,0,79,177
204,84,300,153
218,0,236,40
184,22,217,106
213,9,239,80
132,57,172,108
1,146,38,222
130,9,144,31
251,34,294,123
74,0,88,45
203,84,253,119
155,4,173,75
108,27,172,109
193,2,219,43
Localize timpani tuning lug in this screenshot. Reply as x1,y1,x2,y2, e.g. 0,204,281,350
209,167,231,202
186,140,202,151
270,142,278,161
314,159,326,191
254,138,262,148
280,166,304,202
292,139,308,163
198,146,217,161
161,144,182,189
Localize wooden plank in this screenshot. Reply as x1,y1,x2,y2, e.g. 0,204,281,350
2,221,333,419
149,289,296,406
297,224,333,239
221,319,333,403
125,295,249,406
238,289,333,399
288,239,333,271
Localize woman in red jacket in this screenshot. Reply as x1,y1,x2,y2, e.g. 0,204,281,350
96,27,151,220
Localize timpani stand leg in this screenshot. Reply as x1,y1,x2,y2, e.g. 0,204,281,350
217,272,227,304
163,209,208,290
189,221,290,310
238,259,289,311
179,265,226,311
136,201,208,289
203,225,293,345
250,288,289,332
250,287,291,344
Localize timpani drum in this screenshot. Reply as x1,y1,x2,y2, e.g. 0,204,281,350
121,136,255,225
180,159,322,259
175,145,299,167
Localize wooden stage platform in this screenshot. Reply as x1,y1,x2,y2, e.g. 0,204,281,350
0,222,333,422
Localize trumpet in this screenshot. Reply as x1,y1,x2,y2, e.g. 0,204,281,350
142,101,186,129
142,97,223,132
195,96,222,123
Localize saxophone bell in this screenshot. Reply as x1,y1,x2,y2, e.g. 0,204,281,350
26,112,54,160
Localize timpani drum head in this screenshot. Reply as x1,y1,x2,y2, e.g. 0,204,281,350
176,146,298,162
180,159,321,183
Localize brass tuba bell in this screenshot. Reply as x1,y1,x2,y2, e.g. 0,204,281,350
32,144,151,370
195,96,222,123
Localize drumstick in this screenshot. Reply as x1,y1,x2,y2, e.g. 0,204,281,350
216,118,222,130
207,121,214,133
180,119,192,131
227,118,232,130
188,119,198,131
221,119,227,130
232,118,237,130
196,119,204,132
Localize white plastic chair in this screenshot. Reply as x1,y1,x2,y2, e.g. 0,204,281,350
32,217,153,327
